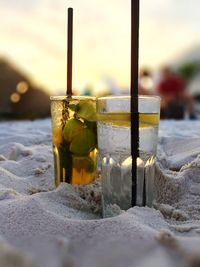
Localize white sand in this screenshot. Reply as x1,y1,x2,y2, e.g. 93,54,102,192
0,119,200,267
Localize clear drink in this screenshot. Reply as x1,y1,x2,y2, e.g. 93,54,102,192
50,96,97,186
97,96,160,217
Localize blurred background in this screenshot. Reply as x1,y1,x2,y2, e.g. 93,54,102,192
0,0,200,119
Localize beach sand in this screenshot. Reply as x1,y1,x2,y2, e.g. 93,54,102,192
0,119,200,267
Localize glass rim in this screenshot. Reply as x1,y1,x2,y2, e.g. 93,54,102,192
97,95,160,101
50,95,96,101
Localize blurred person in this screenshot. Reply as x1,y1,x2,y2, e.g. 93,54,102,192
139,68,155,95
139,83,149,95
156,67,196,119
82,85,93,96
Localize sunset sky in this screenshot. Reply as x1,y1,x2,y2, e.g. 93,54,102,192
0,0,199,94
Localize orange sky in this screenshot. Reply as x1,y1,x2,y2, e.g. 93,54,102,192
0,0,199,94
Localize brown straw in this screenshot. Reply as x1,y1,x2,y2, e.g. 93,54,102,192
130,0,140,207
66,7,73,96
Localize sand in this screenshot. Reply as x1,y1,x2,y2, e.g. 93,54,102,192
0,119,200,267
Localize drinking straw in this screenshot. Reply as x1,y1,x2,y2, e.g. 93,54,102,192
66,7,73,96
130,0,140,207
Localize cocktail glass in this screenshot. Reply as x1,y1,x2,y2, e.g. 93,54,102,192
50,96,97,186
97,95,160,217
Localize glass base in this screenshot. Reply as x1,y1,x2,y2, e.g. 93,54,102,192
101,154,156,218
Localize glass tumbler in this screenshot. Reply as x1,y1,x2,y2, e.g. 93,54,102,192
97,96,160,217
50,96,97,186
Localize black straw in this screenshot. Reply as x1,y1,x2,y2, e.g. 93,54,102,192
67,7,73,96
130,0,140,207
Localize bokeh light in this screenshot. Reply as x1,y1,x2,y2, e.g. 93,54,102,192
10,93,21,103
16,81,29,94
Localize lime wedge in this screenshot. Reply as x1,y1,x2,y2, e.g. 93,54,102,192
96,112,160,127
70,128,95,156
63,118,84,142
73,156,95,173
76,100,96,121
68,103,79,112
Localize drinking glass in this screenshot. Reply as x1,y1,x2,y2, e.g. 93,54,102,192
97,96,160,217
50,96,97,186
